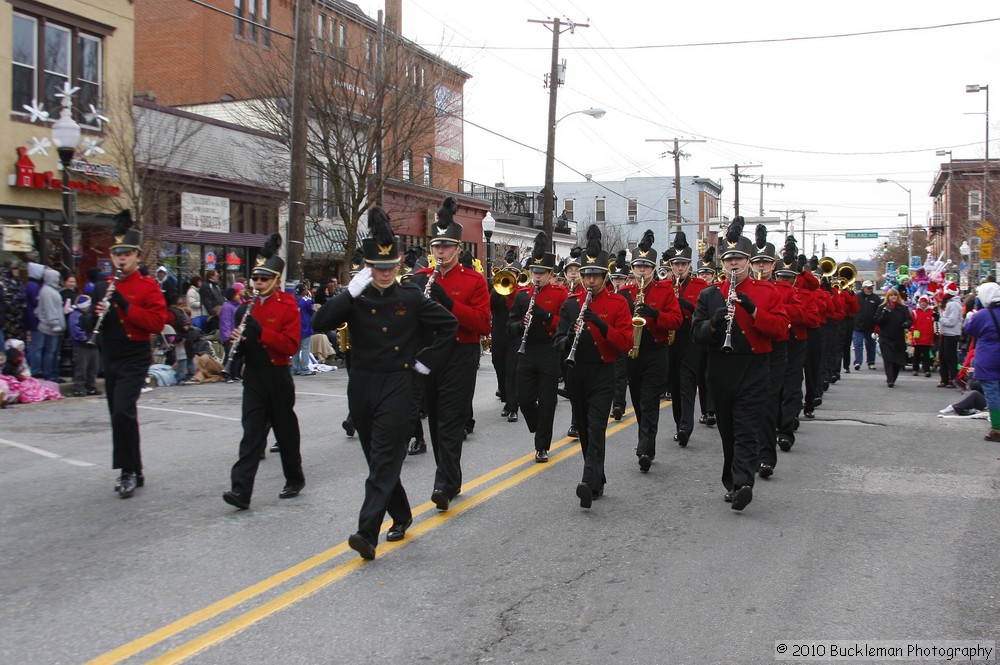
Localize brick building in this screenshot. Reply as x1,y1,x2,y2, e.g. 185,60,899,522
928,158,1000,276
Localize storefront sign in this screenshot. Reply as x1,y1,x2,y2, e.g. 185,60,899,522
205,251,217,270
1,224,33,252
10,147,120,197
68,159,120,180
181,193,230,233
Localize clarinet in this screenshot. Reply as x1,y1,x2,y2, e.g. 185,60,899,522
721,269,738,353
222,289,258,377
517,283,542,355
565,288,594,368
423,265,441,298
86,269,124,346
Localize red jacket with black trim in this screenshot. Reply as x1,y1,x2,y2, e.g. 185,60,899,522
415,265,491,344
246,290,300,366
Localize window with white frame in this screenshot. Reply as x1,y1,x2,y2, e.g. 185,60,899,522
12,11,104,129
402,150,412,181
365,36,373,71
627,198,638,222
596,198,606,222
969,190,982,220
234,0,244,37
338,22,346,47
423,154,433,186
562,199,574,221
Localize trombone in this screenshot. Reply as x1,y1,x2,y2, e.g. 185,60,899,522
491,268,518,296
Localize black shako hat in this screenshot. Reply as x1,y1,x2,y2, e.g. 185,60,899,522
525,232,556,271
630,230,657,266
564,245,584,269
252,233,285,277
349,247,365,276
611,250,629,278
666,230,694,263
697,245,718,274
430,196,463,246
775,236,799,277
110,210,142,254
719,216,754,260
361,207,400,269
751,224,777,262
579,225,610,275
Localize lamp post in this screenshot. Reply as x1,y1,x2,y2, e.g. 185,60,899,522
877,178,913,266
967,83,990,265
542,108,605,250
51,95,82,276
482,211,496,276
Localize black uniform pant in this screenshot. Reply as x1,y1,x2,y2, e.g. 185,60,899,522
567,361,614,492
628,344,667,459
709,350,769,491
408,371,426,443
822,322,838,381
758,341,787,469
349,369,413,545
492,336,518,413
804,327,823,409
613,353,628,411
103,341,151,473
779,339,807,443
913,346,932,374
516,343,561,451
668,335,699,435
697,345,714,416
939,335,959,385
841,318,854,370
426,343,479,498
230,365,303,500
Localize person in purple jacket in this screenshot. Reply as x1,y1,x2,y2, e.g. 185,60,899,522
291,283,315,376
219,287,242,383
964,281,1000,441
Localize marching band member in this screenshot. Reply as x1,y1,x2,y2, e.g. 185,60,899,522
800,258,828,418
691,217,788,511
340,248,365,440
609,251,632,421
223,234,305,511
625,230,682,472
491,249,521,422
89,211,167,498
562,246,585,439
663,231,707,449
410,197,491,511
311,209,457,560
695,246,719,427
508,232,567,462
555,226,632,508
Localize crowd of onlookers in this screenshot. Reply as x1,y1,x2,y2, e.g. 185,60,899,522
0,259,346,405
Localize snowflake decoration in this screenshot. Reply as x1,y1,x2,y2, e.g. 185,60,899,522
28,136,51,156
22,99,49,123
84,104,109,125
54,82,80,101
81,137,105,158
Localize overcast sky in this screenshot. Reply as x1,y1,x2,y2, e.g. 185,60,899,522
354,0,999,261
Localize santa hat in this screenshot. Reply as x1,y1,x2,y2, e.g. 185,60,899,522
943,282,959,297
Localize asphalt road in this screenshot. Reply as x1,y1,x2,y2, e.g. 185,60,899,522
1,360,998,665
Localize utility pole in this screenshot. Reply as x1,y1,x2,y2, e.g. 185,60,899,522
769,209,797,238
286,0,312,281
711,164,760,217
530,17,589,250
646,138,705,243
738,174,784,216
785,209,817,252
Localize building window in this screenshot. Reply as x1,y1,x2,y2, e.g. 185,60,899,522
420,67,426,89
563,199,574,221
260,0,270,46
234,0,244,37
236,1,269,45
338,22,346,48
12,12,103,129
308,165,330,219
667,198,677,221
969,190,982,221
423,154,432,186
627,198,638,222
402,150,412,181
365,36,373,71
596,198,606,222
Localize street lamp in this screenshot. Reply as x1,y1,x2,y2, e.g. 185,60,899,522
51,93,81,276
482,211,496,276
542,108,605,249
967,83,990,266
877,178,913,266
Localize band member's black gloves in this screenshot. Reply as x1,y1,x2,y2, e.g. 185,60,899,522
636,303,659,321
243,316,262,343
583,308,608,336
533,308,553,326
710,306,728,329
111,290,130,314
678,298,695,313
431,282,454,311
736,292,756,315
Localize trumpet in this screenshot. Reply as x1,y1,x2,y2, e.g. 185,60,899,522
87,268,124,346
565,288,594,368
222,288,258,377
721,269,738,353
628,275,647,359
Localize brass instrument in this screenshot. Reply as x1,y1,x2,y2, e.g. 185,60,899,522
516,270,531,288
517,282,542,355
721,269,738,353
818,256,837,278
565,288,594,368
835,261,857,289
335,322,351,353
492,268,518,296
667,276,681,345
86,269,124,346
655,265,671,280
222,288,259,377
628,275,647,359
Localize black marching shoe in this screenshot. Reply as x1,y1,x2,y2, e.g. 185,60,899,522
270,443,280,453
724,490,734,503
576,483,593,509
698,414,707,425
408,438,427,455
803,410,815,419
87,388,102,396
431,489,450,511
348,533,376,560
118,472,139,498
535,449,549,463
676,431,690,448
386,518,413,542
223,490,250,510
279,481,305,499
758,464,774,479
342,418,355,437
638,454,652,473
777,435,793,452
611,406,624,421
705,412,717,427
730,486,753,511
501,409,511,418
567,424,579,438
507,411,518,423
114,473,145,493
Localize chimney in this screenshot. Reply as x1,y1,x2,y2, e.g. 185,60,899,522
385,0,401,34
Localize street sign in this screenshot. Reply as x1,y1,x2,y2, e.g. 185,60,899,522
976,221,994,239
981,243,993,260
845,232,878,239
739,216,782,224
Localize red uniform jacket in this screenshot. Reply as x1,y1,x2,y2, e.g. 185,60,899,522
108,270,167,342
623,280,683,343
249,290,300,366
772,280,809,342
827,289,845,321
567,288,632,363
510,282,568,339
840,288,860,318
718,277,790,354
416,265,491,344
672,275,708,324
911,306,935,347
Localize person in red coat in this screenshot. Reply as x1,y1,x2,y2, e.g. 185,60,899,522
223,234,305,510
90,211,167,498
555,225,632,508
911,294,936,377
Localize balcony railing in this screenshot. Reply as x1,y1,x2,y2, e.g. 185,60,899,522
459,179,574,235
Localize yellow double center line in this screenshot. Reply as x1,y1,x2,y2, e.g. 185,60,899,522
88,402,665,665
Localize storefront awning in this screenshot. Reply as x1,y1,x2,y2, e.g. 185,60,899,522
305,222,349,259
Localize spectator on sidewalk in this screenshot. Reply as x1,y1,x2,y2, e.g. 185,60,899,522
1,261,23,345
964,281,1000,441
291,283,315,376
910,294,935,377
187,275,206,330
200,270,225,319
853,279,880,370
167,294,193,384
938,282,963,388
24,261,44,374
68,295,100,396
873,287,911,388
219,287,242,382
35,268,65,382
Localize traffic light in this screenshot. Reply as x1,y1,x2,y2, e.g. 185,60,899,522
835,238,839,248
883,241,889,250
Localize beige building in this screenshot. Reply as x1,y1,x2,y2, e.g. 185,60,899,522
1,0,134,278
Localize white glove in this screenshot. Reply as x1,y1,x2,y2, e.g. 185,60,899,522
347,266,372,298
414,360,431,375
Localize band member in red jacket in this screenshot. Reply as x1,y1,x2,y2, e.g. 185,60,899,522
223,234,305,510
90,211,167,498
692,217,789,511
839,282,860,374
799,261,828,417
508,232,568,462
491,249,521,422
410,197,491,511
694,246,719,427
623,230,682,472
555,225,632,509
